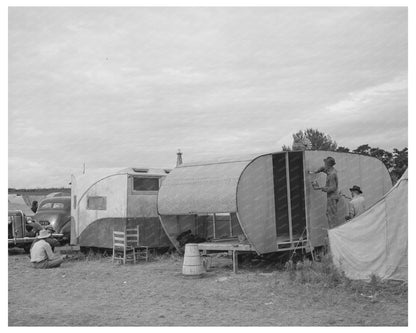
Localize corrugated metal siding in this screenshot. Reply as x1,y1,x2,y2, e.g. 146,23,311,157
157,159,252,215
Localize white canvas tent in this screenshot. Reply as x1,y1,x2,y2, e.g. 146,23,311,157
328,169,408,281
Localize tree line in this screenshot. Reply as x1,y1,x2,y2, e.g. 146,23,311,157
283,128,408,184
8,187,70,194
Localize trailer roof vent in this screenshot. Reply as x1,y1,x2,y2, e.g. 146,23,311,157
133,168,149,173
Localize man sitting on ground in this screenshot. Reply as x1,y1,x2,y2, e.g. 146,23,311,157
345,185,366,221
30,225,60,252
30,230,64,269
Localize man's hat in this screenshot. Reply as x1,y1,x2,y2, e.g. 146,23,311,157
349,185,363,194
323,156,336,166
37,230,51,239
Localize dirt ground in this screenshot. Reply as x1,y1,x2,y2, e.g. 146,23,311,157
8,248,407,326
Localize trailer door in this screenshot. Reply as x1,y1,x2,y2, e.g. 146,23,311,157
272,151,307,245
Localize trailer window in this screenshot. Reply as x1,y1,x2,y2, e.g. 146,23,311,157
87,196,107,210
133,177,159,192
206,213,239,239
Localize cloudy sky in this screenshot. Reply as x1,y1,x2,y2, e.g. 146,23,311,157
9,7,407,188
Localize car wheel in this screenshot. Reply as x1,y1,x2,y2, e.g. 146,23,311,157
23,244,31,254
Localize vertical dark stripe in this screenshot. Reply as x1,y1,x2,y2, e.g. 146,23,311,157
288,152,306,236
272,153,289,237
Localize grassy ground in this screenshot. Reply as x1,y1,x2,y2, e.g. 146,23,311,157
8,248,407,326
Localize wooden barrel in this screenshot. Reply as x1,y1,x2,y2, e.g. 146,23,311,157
182,243,203,277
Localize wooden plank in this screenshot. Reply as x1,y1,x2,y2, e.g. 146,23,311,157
302,151,311,250
285,152,293,244
232,250,238,273
213,214,216,239
197,242,253,252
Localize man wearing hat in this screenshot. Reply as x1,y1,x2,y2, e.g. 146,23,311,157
310,156,339,228
30,225,60,252
345,185,366,221
30,229,64,269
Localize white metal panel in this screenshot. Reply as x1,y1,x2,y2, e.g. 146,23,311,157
237,155,278,254
304,151,392,247
77,174,128,237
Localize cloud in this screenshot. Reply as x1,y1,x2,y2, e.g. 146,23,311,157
8,7,408,188
322,74,408,149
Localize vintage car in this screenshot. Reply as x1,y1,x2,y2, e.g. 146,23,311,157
8,210,65,253
8,210,35,253
32,196,71,244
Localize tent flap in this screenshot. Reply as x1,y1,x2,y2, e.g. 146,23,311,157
328,170,408,281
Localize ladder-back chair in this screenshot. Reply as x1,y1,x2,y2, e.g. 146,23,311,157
112,230,136,264
126,226,149,262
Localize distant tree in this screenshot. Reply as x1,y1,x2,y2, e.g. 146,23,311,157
390,147,408,182
282,144,292,151
369,148,394,170
336,146,350,153
352,144,408,184
353,144,372,155
285,128,337,151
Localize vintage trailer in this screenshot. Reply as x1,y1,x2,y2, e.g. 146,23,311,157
70,167,172,249
157,151,392,256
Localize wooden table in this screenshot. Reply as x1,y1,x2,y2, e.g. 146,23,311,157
198,241,254,273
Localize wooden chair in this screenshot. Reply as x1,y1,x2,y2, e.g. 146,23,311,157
112,230,136,264
126,226,149,262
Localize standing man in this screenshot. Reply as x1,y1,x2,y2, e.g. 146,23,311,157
310,156,339,228
345,185,366,220
31,201,38,213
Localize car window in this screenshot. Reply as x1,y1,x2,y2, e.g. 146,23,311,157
39,202,68,210
40,202,53,209
52,203,65,209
